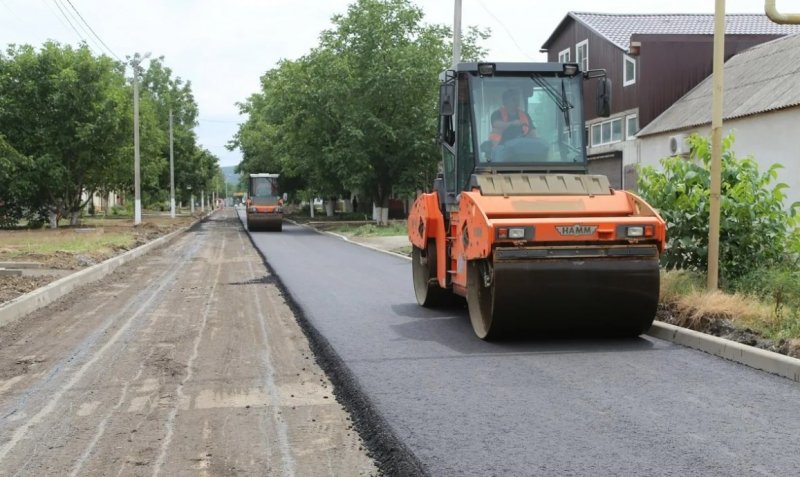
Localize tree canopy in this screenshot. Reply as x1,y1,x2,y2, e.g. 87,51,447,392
0,42,222,227
230,0,488,212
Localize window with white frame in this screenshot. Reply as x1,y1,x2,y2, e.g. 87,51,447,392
623,54,636,86
576,40,588,71
590,118,623,147
626,114,639,139
558,48,570,63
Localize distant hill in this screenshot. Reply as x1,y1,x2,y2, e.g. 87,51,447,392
221,165,239,185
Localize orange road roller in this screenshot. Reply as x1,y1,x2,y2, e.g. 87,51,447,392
408,62,666,339
246,173,284,232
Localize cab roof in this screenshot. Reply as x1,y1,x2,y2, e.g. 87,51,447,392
249,173,279,178
455,62,571,74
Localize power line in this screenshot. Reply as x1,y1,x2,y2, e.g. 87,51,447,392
50,0,87,44
53,0,106,54
0,0,22,23
62,0,122,61
40,0,84,43
472,0,536,60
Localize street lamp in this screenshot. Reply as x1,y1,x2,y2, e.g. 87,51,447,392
127,52,151,226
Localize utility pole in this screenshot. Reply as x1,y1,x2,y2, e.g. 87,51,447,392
707,0,725,290
453,0,462,68
706,1,800,289
128,52,150,226
169,109,175,219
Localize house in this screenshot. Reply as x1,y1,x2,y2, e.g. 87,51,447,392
637,33,800,207
540,12,800,189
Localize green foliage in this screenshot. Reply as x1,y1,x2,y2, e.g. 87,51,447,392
0,42,130,225
0,43,222,228
638,133,796,281
347,222,407,237
230,0,488,206
0,135,41,227
731,266,800,321
111,202,133,216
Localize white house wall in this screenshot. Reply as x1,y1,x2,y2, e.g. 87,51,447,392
637,107,800,207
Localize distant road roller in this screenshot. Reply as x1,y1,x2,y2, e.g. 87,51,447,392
246,173,284,232
408,62,667,339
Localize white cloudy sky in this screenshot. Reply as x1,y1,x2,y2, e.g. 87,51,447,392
0,0,791,167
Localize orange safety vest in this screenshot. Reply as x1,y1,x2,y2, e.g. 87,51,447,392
489,107,530,143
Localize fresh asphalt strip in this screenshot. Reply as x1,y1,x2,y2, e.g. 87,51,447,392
288,218,800,384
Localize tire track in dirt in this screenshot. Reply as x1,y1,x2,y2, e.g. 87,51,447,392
0,234,205,464
152,231,224,477
0,211,377,476
240,231,297,477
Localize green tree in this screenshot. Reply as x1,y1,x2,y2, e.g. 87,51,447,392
0,135,41,227
231,0,487,221
0,42,130,227
637,133,798,281
139,57,202,206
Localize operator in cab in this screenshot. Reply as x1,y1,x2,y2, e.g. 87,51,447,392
485,88,548,162
488,89,535,145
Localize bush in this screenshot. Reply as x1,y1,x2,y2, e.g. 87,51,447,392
638,133,796,281
731,266,800,319
111,203,133,216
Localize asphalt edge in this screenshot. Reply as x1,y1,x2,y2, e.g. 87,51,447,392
241,213,429,477
0,212,213,329
648,321,800,382
294,220,800,383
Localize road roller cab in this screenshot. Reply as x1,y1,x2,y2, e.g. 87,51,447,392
246,173,284,232
408,62,667,339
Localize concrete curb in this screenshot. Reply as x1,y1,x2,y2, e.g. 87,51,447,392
0,212,211,329
277,220,800,383
647,321,800,382
286,219,412,261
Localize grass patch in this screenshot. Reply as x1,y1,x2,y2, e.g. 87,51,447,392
0,230,135,257
393,245,413,256
661,269,800,342
333,221,407,237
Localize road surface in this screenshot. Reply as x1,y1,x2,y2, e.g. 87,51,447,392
246,217,800,476
0,210,376,476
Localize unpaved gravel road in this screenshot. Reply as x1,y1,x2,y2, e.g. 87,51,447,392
0,210,376,476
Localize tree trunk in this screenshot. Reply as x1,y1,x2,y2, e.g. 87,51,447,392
48,210,58,229
324,199,335,217
70,210,80,226
372,197,389,226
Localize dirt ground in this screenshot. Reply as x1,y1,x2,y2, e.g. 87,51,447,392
0,214,198,305
0,210,377,476
0,276,57,304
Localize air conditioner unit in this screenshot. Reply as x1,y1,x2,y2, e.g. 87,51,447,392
668,134,689,156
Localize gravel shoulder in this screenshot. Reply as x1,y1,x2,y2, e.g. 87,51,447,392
0,209,376,476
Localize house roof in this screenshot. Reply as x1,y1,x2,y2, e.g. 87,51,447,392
638,33,800,137
541,12,800,51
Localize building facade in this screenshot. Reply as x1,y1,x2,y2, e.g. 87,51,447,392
540,12,800,189
637,34,800,207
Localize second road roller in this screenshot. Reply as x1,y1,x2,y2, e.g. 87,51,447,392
408,62,667,339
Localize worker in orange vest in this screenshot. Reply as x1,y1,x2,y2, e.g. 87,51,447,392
489,89,535,145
